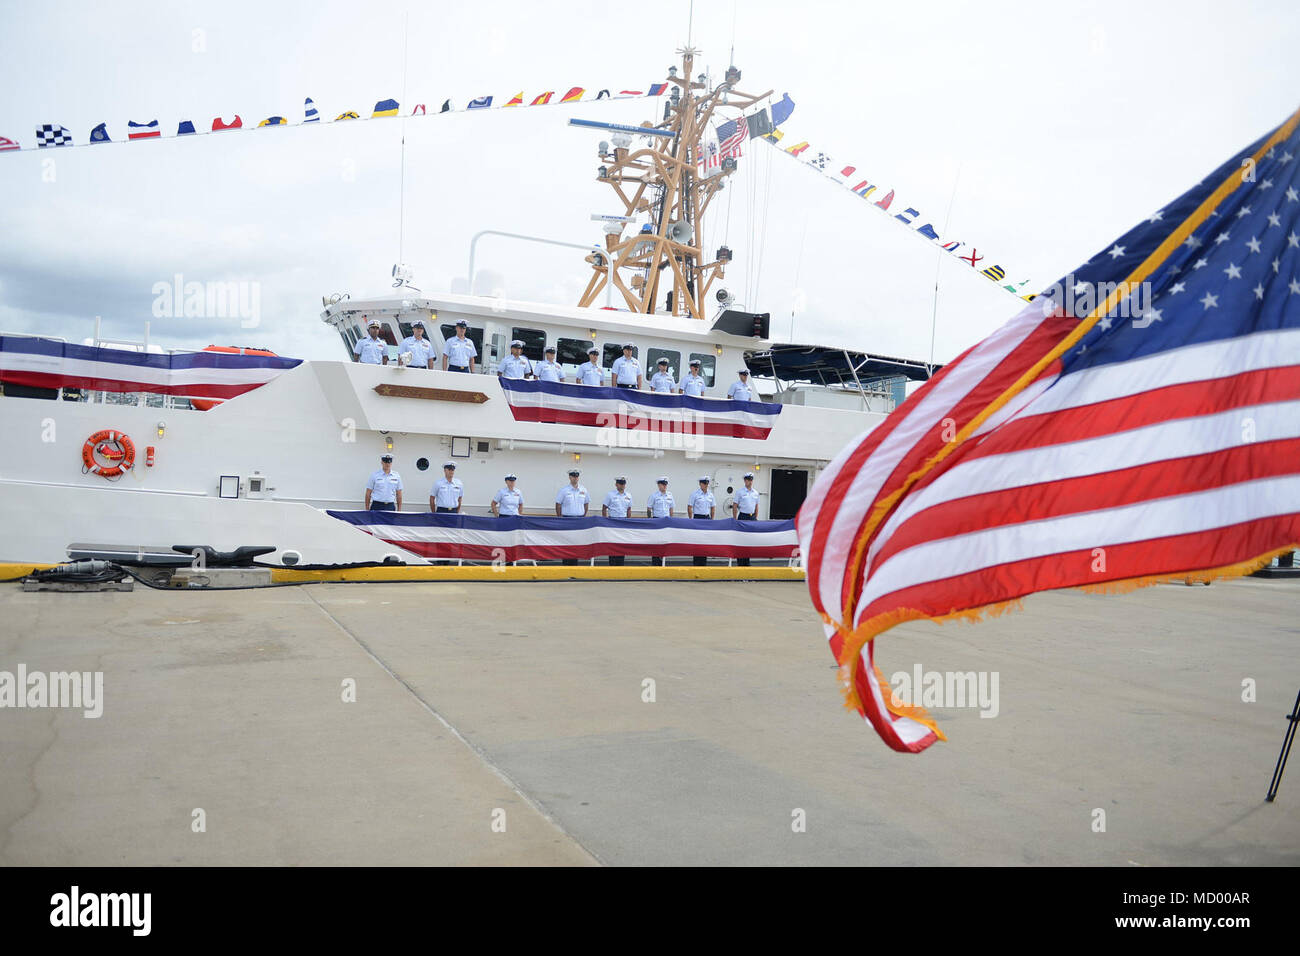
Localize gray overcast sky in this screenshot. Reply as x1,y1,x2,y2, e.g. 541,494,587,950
2,0,1298,363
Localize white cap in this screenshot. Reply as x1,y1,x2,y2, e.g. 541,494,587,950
657,476,669,483
510,339,524,347
698,475,710,483
442,461,456,469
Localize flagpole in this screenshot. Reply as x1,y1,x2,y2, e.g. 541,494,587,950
929,164,961,369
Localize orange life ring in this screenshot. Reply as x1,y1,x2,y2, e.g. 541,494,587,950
82,429,136,479
191,345,279,411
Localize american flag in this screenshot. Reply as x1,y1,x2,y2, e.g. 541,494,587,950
716,115,747,159
797,107,1300,754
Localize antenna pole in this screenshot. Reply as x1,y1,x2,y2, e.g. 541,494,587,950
574,47,772,318
398,10,410,264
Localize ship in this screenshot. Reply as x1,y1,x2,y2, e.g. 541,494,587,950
0,48,939,568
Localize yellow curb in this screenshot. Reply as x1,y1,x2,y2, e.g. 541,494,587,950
0,562,58,581
270,565,807,584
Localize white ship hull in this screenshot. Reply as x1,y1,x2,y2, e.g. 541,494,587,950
0,347,888,565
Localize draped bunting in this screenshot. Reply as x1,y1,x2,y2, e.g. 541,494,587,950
328,511,800,562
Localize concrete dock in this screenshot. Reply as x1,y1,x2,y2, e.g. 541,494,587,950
1,576,1297,865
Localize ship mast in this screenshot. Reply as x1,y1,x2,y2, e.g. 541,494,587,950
576,48,772,319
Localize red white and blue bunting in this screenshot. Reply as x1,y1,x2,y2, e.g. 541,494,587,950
329,511,799,562
500,378,783,440
0,336,300,398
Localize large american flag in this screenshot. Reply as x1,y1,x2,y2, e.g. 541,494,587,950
797,107,1300,753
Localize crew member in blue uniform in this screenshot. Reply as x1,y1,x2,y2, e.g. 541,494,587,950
601,475,633,566
732,471,760,567
491,474,524,516
646,476,674,566
727,368,754,401
555,468,590,565
353,318,388,365
399,320,435,369
499,340,532,379
680,359,707,396
611,343,642,389
429,461,464,513
577,347,605,386
688,476,716,566
535,346,564,383
649,358,676,393
365,454,403,511
441,320,477,373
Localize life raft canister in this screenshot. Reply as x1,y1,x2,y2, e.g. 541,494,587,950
190,345,278,411
82,429,136,479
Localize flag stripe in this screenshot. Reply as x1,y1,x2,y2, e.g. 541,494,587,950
856,515,1300,629
870,436,1300,576
856,473,1300,622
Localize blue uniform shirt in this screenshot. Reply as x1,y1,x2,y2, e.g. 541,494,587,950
603,489,633,517
681,373,707,397
400,336,435,367
431,476,464,509
649,371,676,393
499,354,532,379
354,336,387,364
647,490,674,517
367,469,403,503
611,356,640,385
535,360,564,383
493,486,524,515
577,361,605,386
727,379,754,401
556,483,590,516
688,488,716,516
443,336,478,367
734,486,760,516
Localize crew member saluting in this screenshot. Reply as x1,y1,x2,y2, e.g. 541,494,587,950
535,346,564,383
732,471,760,567
577,347,605,386
688,476,716,567
680,359,707,396
649,358,676,393
646,476,674,567
611,343,642,389
353,318,388,365
499,340,532,379
429,461,464,513
441,320,477,373
555,468,590,566
399,320,435,369
365,454,402,511
602,475,633,566
727,368,754,401
492,474,524,516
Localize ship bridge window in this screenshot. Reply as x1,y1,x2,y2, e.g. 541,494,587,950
440,323,484,358
511,327,547,361
556,337,592,372
646,348,681,379
689,352,716,386
603,343,637,369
